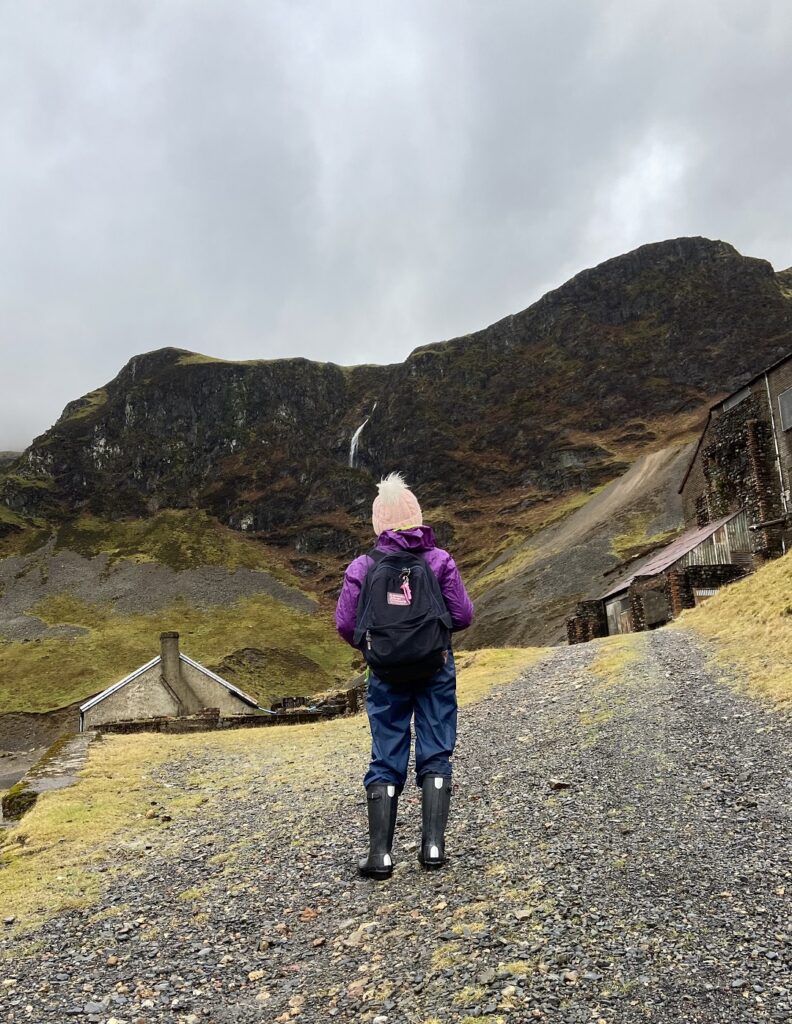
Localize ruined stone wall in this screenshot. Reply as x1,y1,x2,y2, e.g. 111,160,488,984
566,600,608,644
681,387,785,556
682,563,747,600
630,577,671,630
622,562,748,633
663,565,746,617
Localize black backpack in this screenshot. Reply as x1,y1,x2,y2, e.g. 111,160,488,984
353,549,453,685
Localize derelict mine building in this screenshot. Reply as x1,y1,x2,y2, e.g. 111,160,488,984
568,350,792,642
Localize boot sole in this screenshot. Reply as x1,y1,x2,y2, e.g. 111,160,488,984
358,867,393,880
418,854,445,871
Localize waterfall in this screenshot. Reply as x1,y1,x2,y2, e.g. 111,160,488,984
349,402,377,468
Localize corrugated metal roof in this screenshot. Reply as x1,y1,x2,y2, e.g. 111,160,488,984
601,511,740,601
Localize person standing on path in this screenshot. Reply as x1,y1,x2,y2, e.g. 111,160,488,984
335,472,475,879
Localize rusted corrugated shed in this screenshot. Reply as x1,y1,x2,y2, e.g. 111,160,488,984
601,511,741,600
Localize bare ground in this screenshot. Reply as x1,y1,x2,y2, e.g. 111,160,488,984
0,629,790,1023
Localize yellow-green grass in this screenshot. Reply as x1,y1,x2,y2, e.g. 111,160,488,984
453,648,544,705
0,645,535,930
577,634,645,742
0,731,202,932
589,633,642,686
176,351,339,369
0,592,352,713
60,388,108,422
0,509,312,587
176,352,276,367
0,504,28,528
0,521,50,558
453,985,487,1006
679,550,792,705
0,473,53,491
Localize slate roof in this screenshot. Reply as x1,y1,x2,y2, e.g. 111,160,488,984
601,511,740,601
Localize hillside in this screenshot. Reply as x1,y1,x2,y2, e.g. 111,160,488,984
0,511,355,718
1,236,792,719
463,441,694,647
3,237,791,539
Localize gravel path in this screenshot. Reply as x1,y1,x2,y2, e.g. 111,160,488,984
1,629,790,1023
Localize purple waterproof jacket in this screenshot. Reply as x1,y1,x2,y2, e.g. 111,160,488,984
335,525,475,646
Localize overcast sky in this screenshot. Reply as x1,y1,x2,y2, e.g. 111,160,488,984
2,0,792,449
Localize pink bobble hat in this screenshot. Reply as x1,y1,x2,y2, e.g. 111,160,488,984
371,472,423,536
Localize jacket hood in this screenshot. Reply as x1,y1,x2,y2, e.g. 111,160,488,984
376,526,437,552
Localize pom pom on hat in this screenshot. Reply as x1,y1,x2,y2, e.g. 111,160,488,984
372,472,423,536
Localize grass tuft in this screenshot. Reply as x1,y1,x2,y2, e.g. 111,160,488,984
679,549,792,705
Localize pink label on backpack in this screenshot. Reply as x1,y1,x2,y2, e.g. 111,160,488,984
387,591,410,605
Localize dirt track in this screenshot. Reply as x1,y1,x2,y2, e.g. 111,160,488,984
1,629,790,1023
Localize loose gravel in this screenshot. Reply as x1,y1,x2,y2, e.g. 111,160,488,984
1,628,789,1023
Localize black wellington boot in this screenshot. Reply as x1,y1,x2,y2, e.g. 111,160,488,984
419,774,452,869
358,784,398,880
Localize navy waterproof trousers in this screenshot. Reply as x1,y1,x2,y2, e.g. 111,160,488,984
363,650,458,790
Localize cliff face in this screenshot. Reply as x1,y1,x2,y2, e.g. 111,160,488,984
3,237,792,556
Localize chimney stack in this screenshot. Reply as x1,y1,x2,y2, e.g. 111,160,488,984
160,631,197,715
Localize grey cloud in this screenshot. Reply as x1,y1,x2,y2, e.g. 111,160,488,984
1,0,791,448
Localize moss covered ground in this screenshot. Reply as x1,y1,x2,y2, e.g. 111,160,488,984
589,633,642,683
0,509,352,712
0,504,27,529
464,489,600,597
59,388,108,422
0,509,313,588
451,648,544,706
610,509,679,560
52,509,301,576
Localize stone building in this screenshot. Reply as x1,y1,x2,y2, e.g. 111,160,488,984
79,631,261,731
567,350,792,643
678,351,792,557
567,512,751,642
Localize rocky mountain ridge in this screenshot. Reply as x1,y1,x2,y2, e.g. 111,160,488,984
3,237,791,561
